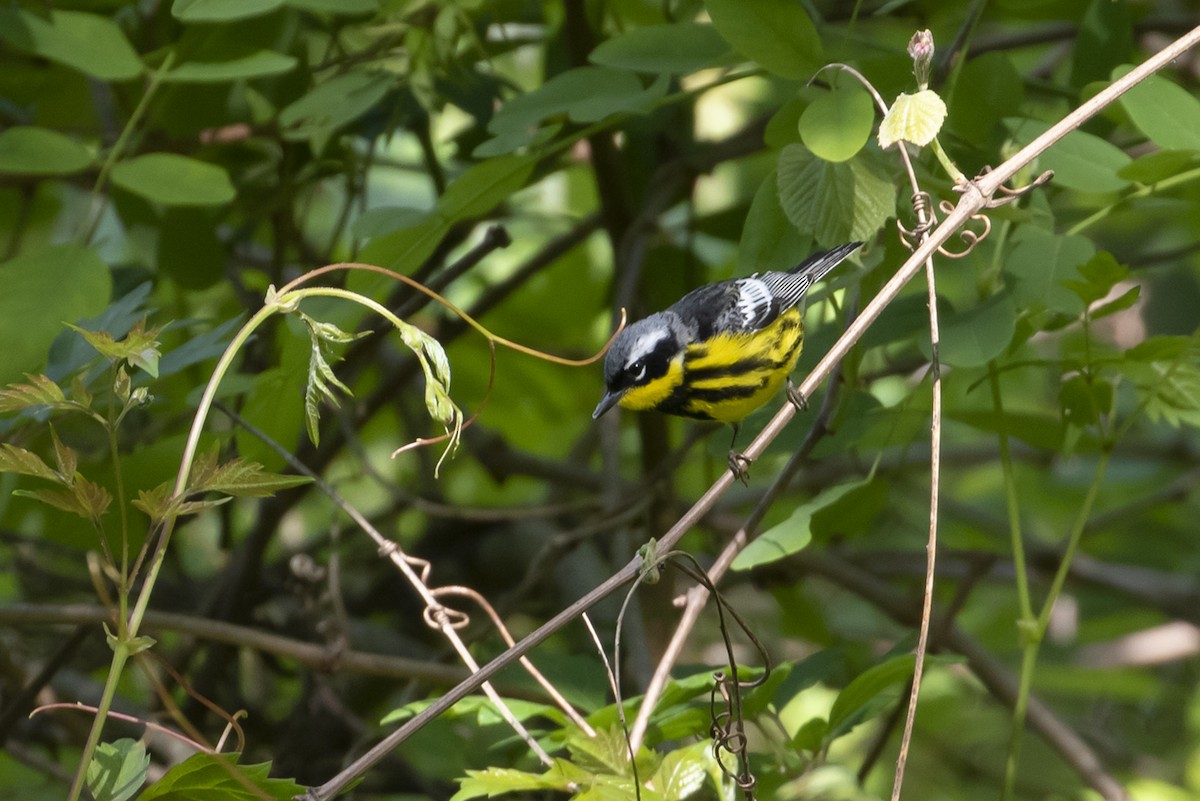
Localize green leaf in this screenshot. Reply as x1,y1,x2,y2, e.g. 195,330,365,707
436,154,537,222
947,409,1063,451
1092,284,1140,319
589,23,732,75
827,654,915,737
1115,64,1200,151
799,86,875,163
651,741,710,801
0,244,112,387
0,374,67,414
172,0,286,23
1070,0,1132,88
287,0,378,13
878,90,947,149
704,0,822,80
278,71,393,152
922,293,1017,368
776,144,893,247
490,67,666,135
0,126,93,176
733,477,871,570
0,444,61,482
87,739,149,801
1004,228,1095,313
738,172,813,274
946,52,1023,145
1060,374,1113,428
1117,150,1200,184
139,752,303,800
0,8,142,81
1008,118,1130,193
189,450,312,497
299,312,359,446
453,760,578,800
111,154,235,207
358,216,451,273
164,50,297,83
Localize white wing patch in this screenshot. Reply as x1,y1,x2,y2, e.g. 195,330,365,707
733,277,775,327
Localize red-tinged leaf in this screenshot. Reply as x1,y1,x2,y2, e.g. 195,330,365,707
132,482,172,520
0,444,61,482
0,373,67,413
73,476,112,517
191,453,310,498
66,319,163,377
50,427,77,479
15,487,89,516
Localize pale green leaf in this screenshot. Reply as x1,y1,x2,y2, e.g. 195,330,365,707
733,477,871,570
87,739,149,801
878,90,947,149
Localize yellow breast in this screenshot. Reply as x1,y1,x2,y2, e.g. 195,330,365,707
680,310,805,423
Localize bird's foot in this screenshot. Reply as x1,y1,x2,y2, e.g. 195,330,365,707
727,450,751,484
786,380,808,411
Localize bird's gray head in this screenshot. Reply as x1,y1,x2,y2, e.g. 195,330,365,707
593,312,683,419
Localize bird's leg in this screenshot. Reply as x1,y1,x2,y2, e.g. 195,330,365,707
786,379,808,411
727,423,751,484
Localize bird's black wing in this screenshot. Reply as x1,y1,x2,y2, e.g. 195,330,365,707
666,280,749,340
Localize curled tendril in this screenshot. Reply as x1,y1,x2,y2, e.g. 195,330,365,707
975,166,1055,207
898,191,991,258
423,602,470,630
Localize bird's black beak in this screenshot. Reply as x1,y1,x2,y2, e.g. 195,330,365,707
592,390,623,420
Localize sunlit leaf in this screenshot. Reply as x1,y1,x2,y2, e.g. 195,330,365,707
87,738,149,801
878,89,947,149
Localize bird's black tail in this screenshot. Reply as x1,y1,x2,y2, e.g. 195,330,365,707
760,241,862,308
789,241,863,282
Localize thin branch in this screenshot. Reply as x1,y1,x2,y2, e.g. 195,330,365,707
0,603,477,686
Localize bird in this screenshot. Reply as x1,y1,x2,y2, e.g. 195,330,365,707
593,242,861,478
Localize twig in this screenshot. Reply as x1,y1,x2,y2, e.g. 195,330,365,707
0,602,478,686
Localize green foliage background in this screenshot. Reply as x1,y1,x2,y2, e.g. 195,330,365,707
2,1,1200,799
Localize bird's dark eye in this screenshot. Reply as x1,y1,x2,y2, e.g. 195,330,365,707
629,359,647,381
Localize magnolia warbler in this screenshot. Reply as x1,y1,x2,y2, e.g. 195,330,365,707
593,242,861,475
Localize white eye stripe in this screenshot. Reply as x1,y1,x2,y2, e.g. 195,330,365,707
626,329,670,368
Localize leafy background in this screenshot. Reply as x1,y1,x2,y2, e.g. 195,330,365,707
2,1,1200,800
